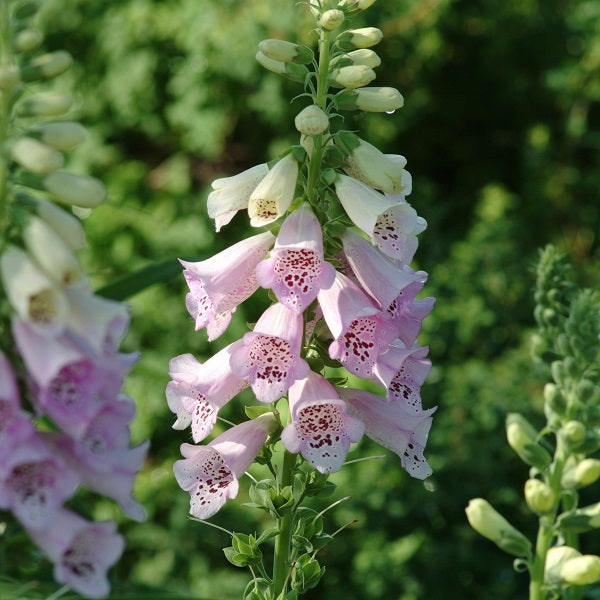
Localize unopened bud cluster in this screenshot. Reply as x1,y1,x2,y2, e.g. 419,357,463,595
0,3,146,598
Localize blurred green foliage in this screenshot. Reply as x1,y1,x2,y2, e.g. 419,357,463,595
4,0,598,598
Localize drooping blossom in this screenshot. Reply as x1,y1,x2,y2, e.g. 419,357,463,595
281,371,364,473
45,402,149,522
334,174,426,262
0,432,79,530
173,412,277,520
230,303,310,403
27,508,124,599
339,387,435,479
248,154,299,227
166,342,247,442
317,271,398,378
207,163,269,232
180,231,275,341
256,203,336,312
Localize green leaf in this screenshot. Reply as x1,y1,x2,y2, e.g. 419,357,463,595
245,405,275,419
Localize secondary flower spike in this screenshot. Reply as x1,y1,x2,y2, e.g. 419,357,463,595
256,203,336,313
174,413,277,520
180,231,275,341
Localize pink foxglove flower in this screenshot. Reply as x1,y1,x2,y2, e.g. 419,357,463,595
0,352,35,457
342,228,427,312
317,271,397,378
373,344,433,415
174,412,277,519
339,387,435,479
248,154,299,227
207,163,269,232
256,203,336,312
180,231,275,341
386,280,435,347
0,432,79,530
281,371,364,473
230,303,310,403
27,509,124,599
334,174,426,263
166,342,247,442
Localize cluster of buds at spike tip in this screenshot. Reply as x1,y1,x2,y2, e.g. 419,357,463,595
170,0,436,536
0,3,148,597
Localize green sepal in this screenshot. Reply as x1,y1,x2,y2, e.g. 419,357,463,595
269,485,294,516
245,405,274,420
321,168,337,186
326,376,348,387
248,480,276,515
312,533,334,551
291,534,313,553
518,442,552,470
14,1,41,20
291,554,325,594
290,145,307,163
322,220,347,240
255,527,279,546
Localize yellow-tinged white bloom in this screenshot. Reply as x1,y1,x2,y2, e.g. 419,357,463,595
506,412,551,469
43,171,106,208
465,498,531,557
0,245,68,333
561,555,600,586
15,28,43,52
34,121,86,151
337,86,404,112
330,48,381,69
23,216,87,288
207,163,268,232
338,0,378,9
19,92,72,116
331,65,376,89
35,198,86,251
255,52,308,83
258,39,312,64
337,27,383,49
21,50,72,81
320,9,345,31
561,458,600,489
248,154,298,227
294,105,329,136
11,137,64,175
524,478,555,514
545,546,582,586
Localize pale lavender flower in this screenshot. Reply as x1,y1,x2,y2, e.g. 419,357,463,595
256,203,336,313
230,303,310,403
180,231,275,340
173,412,277,519
0,432,79,530
166,342,247,442
339,387,435,479
317,271,398,378
27,508,124,599
386,280,435,347
334,174,426,262
281,371,364,473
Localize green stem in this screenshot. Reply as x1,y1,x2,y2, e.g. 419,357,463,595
0,0,12,241
272,449,297,598
529,516,554,600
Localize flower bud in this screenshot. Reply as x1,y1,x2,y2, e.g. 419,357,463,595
561,420,586,447
255,51,308,83
330,48,381,70
14,1,42,19
545,546,581,586
338,0,378,9
294,105,329,136
506,413,551,470
35,197,86,251
561,555,600,586
465,498,532,557
11,137,64,175
524,478,555,514
14,28,43,52
336,27,383,50
337,86,404,112
561,458,600,489
21,51,72,81
0,65,20,90
258,39,313,64
19,92,72,117
577,378,600,405
543,383,566,426
551,360,567,388
23,216,86,287
330,64,376,89
320,9,345,30
33,121,87,151
43,171,107,208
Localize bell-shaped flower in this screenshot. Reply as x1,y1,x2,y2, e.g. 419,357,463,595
166,342,247,442
174,412,277,520
46,402,149,522
256,203,336,313
1,245,69,335
0,432,79,529
248,154,299,227
373,344,434,415
317,271,398,378
35,197,87,251
281,371,364,473
0,352,36,457
230,303,310,403
27,509,124,599
334,174,426,262
207,163,268,232
342,229,427,312
386,280,435,347
339,387,435,479
180,231,275,341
